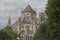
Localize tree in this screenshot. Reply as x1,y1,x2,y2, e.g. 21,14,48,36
0,30,13,40
34,0,60,40
2,26,18,40
46,0,60,40
33,23,48,40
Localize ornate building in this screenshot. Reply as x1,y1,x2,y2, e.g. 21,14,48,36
10,5,46,40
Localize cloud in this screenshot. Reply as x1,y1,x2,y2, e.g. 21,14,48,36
23,0,29,2
0,0,47,29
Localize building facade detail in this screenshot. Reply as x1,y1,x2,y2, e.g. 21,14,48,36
12,5,46,40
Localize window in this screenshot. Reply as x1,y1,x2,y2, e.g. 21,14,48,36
40,15,45,21
23,16,31,24
26,16,29,20
24,16,30,21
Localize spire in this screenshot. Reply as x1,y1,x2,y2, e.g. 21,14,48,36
7,17,11,26
22,5,34,12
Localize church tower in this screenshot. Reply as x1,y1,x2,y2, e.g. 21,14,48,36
39,12,47,23
12,5,38,40
20,5,37,40
7,17,11,26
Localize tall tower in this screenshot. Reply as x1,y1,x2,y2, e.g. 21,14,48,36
7,17,11,26
39,12,46,23
20,5,37,40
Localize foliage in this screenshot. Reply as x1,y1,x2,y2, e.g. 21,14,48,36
34,0,60,40
0,30,13,40
46,0,60,40
33,22,48,40
2,26,18,40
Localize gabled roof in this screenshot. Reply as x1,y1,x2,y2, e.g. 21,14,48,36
22,5,34,12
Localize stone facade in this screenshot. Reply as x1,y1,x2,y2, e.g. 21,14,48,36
12,5,46,40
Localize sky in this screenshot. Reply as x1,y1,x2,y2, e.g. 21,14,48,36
0,0,47,29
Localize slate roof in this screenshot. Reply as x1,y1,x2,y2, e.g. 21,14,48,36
22,5,34,12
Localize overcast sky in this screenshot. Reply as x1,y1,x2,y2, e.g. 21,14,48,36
0,0,47,29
